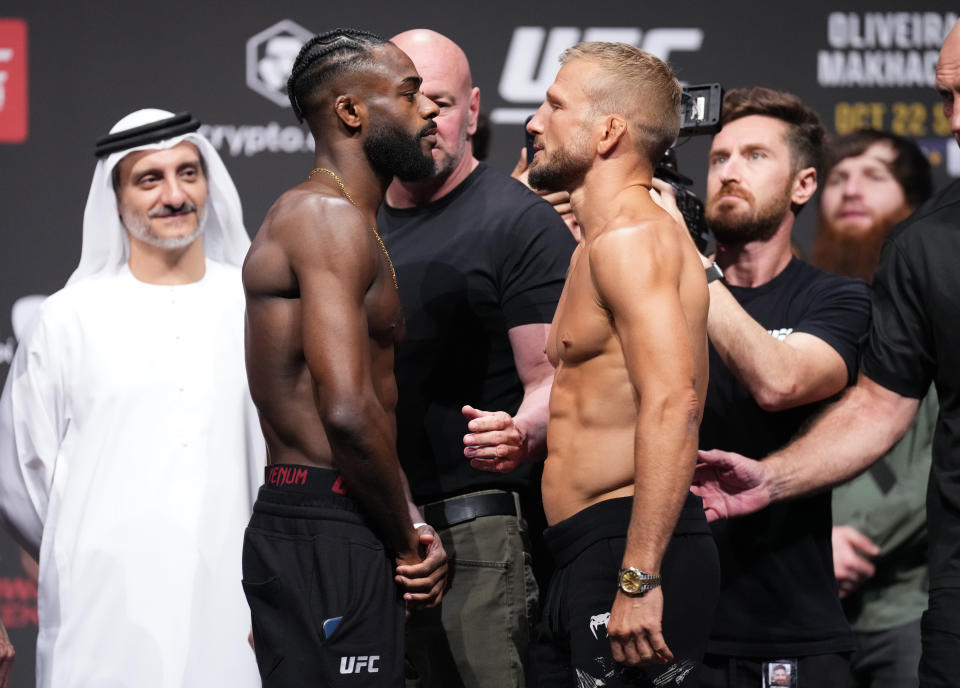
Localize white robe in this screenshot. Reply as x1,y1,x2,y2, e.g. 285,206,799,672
0,260,264,688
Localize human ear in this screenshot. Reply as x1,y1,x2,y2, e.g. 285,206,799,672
334,94,364,129
791,166,817,206
597,115,626,156
467,86,480,135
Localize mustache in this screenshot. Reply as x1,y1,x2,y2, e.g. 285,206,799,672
835,202,868,212
419,121,438,138
148,201,198,218
712,183,753,204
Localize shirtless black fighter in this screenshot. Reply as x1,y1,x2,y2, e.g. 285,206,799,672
240,29,446,687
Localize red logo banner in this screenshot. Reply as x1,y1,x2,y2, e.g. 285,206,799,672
0,19,28,144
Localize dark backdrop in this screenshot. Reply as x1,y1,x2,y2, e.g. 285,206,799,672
0,2,956,684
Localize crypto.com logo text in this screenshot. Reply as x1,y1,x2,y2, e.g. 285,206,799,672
492,26,704,124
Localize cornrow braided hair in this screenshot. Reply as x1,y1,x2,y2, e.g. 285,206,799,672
287,28,387,122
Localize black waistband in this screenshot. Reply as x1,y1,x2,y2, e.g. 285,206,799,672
255,464,362,514
263,464,348,495
420,490,518,530
544,493,709,568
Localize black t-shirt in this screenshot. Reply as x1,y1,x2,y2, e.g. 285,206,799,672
861,179,960,592
378,163,576,502
700,258,870,656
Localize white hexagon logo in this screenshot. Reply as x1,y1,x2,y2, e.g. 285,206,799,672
246,19,314,108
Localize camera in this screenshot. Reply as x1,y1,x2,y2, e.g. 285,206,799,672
654,83,723,256
656,148,714,256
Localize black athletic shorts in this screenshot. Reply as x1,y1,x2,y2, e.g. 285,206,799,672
534,493,720,687
242,464,403,687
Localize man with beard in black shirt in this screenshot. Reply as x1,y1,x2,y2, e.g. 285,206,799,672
655,86,870,687
693,20,960,688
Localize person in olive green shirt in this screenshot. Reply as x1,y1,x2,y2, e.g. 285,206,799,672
814,129,935,688
832,389,935,686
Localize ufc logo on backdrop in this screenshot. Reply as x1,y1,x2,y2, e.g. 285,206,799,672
491,26,704,124
0,18,27,143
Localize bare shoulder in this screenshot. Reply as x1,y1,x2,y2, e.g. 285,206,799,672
588,214,685,279
243,186,372,295
255,186,363,250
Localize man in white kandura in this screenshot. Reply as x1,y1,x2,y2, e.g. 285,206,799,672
0,108,264,688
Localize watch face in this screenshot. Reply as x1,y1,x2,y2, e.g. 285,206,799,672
620,569,643,594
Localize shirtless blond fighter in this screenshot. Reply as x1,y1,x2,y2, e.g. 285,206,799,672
240,29,447,687
524,42,720,687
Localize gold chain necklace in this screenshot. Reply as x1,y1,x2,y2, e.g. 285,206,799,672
308,167,398,289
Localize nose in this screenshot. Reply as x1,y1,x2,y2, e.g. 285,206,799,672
841,175,862,199
159,176,187,207
527,103,546,135
419,93,439,120
717,156,741,184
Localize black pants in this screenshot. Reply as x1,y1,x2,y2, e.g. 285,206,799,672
242,465,403,687
919,586,960,687
534,494,720,687
849,619,921,688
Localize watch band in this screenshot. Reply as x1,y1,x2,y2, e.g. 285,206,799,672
705,262,724,284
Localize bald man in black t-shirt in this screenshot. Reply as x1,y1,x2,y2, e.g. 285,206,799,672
378,29,575,688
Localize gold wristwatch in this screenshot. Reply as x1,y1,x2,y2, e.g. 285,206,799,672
618,567,661,596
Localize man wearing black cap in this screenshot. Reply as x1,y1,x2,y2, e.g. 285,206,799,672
0,108,263,688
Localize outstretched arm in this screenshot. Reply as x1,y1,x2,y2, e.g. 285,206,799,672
591,220,703,666
464,322,553,473
703,284,852,411
692,373,920,520
650,178,865,412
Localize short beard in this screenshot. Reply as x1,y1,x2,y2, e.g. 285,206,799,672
528,133,591,193
364,120,435,182
706,182,793,245
123,202,207,250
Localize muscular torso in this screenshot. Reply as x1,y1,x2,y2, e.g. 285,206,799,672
242,185,404,468
542,211,709,525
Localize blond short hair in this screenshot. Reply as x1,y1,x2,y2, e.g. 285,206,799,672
560,42,682,162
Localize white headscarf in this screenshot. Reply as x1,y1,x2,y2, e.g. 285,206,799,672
67,108,250,285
